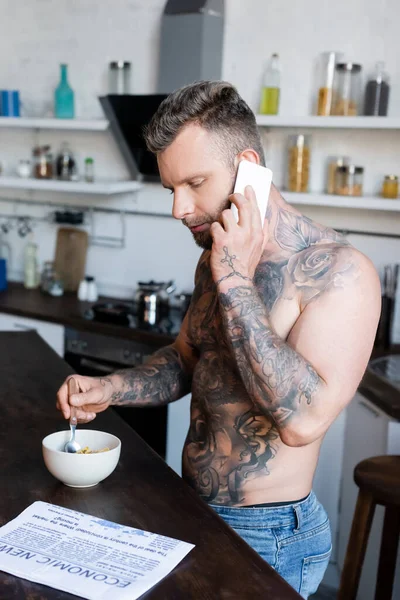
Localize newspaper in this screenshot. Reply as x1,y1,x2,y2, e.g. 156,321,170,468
0,501,194,599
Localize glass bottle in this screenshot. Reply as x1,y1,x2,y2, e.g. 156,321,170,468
84,157,95,183
287,135,311,193
364,61,390,116
56,142,76,180
55,64,75,119
259,53,280,115
24,238,39,289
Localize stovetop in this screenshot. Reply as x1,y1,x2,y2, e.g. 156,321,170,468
82,302,183,338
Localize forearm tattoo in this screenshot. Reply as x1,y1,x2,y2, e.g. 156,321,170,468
110,346,192,407
218,285,321,427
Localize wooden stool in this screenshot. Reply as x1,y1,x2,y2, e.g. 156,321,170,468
338,455,400,600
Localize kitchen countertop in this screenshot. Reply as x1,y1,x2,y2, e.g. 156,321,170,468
0,282,399,421
0,282,177,348
0,331,301,600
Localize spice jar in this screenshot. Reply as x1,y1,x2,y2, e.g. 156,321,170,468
33,145,53,179
332,63,362,116
382,175,399,199
335,165,364,196
326,156,350,194
316,51,343,116
287,135,310,193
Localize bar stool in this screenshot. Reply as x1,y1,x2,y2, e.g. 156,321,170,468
338,455,400,600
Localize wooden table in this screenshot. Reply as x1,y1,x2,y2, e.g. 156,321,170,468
0,332,301,599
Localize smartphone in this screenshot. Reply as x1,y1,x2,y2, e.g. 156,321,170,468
231,160,273,226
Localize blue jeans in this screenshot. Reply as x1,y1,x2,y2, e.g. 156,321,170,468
210,492,332,599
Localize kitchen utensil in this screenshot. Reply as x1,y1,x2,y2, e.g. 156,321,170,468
54,227,88,292
44,430,121,487
64,377,81,453
135,280,175,326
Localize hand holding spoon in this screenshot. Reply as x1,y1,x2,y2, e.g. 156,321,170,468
64,377,81,453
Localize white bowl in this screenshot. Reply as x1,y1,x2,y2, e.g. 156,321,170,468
42,430,121,488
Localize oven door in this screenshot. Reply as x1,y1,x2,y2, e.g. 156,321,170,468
64,351,168,459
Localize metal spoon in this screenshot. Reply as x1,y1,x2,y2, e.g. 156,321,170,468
64,377,81,453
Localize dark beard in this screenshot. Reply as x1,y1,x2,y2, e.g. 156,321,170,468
185,197,232,250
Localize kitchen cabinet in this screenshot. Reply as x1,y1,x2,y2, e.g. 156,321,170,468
0,312,64,357
337,391,400,599
166,393,191,475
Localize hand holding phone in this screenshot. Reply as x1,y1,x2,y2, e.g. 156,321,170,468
231,160,273,226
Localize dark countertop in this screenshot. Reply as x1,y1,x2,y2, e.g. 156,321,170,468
0,282,399,420
359,369,400,420
0,331,301,599
0,282,177,349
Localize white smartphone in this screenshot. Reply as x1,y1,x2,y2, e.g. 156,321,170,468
231,160,273,226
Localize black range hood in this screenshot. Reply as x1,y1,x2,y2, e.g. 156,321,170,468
100,94,168,182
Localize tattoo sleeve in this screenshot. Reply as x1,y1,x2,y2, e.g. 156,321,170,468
217,283,322,428
108,345,192,407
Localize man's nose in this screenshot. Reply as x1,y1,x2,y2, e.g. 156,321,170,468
172,191,195,221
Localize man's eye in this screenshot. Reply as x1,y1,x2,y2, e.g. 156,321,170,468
191,181,204,189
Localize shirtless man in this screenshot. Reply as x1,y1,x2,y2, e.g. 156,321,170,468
57,81,381,598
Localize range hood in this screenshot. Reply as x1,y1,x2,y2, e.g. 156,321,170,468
100,95,168,182
100,0,224,181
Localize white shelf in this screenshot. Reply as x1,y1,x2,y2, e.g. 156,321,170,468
0,117,109,131
256,115,400,130
0,177,141,195
285,192,400,211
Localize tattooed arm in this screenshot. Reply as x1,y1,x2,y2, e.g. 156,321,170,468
217,246,381,447
56,310,197,421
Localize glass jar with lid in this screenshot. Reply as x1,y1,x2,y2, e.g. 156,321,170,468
109,61,131,94
326,156,350,194
335,165,364,196
382,175,398,199
287,134,311,193
316,51,343,116
332,63,362,116
33,145,53,179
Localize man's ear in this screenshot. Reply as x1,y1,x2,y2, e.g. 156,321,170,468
233,148,261,171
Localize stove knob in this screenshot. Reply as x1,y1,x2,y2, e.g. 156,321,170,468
123,349,131,359
80,341,88,351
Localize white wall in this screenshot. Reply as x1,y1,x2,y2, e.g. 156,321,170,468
0,0,399,332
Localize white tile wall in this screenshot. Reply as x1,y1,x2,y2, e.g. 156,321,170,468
0,0,399,334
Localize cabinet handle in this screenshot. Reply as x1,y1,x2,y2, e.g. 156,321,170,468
13,323,36,331
358,400,381,418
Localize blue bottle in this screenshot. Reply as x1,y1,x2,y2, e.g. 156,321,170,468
55,64,75,119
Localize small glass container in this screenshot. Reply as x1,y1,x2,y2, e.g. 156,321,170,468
316,51,343,116
84,157,94,183
16,160,32,178
109,61,131,94
326,156,350,194
382,175,399,199
335,165,364,196
332,63,362,116
33,145,53,179
287,134,311,193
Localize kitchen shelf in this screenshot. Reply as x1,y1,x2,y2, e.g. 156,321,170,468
285,192,400,211
0,177,141,195
256,115,400,130
0,117,109,131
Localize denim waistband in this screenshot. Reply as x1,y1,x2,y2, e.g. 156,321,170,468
210,491,318,529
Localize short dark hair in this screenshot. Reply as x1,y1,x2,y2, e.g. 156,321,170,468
143,80,265,169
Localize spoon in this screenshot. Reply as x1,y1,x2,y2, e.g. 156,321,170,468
64,377,81,453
